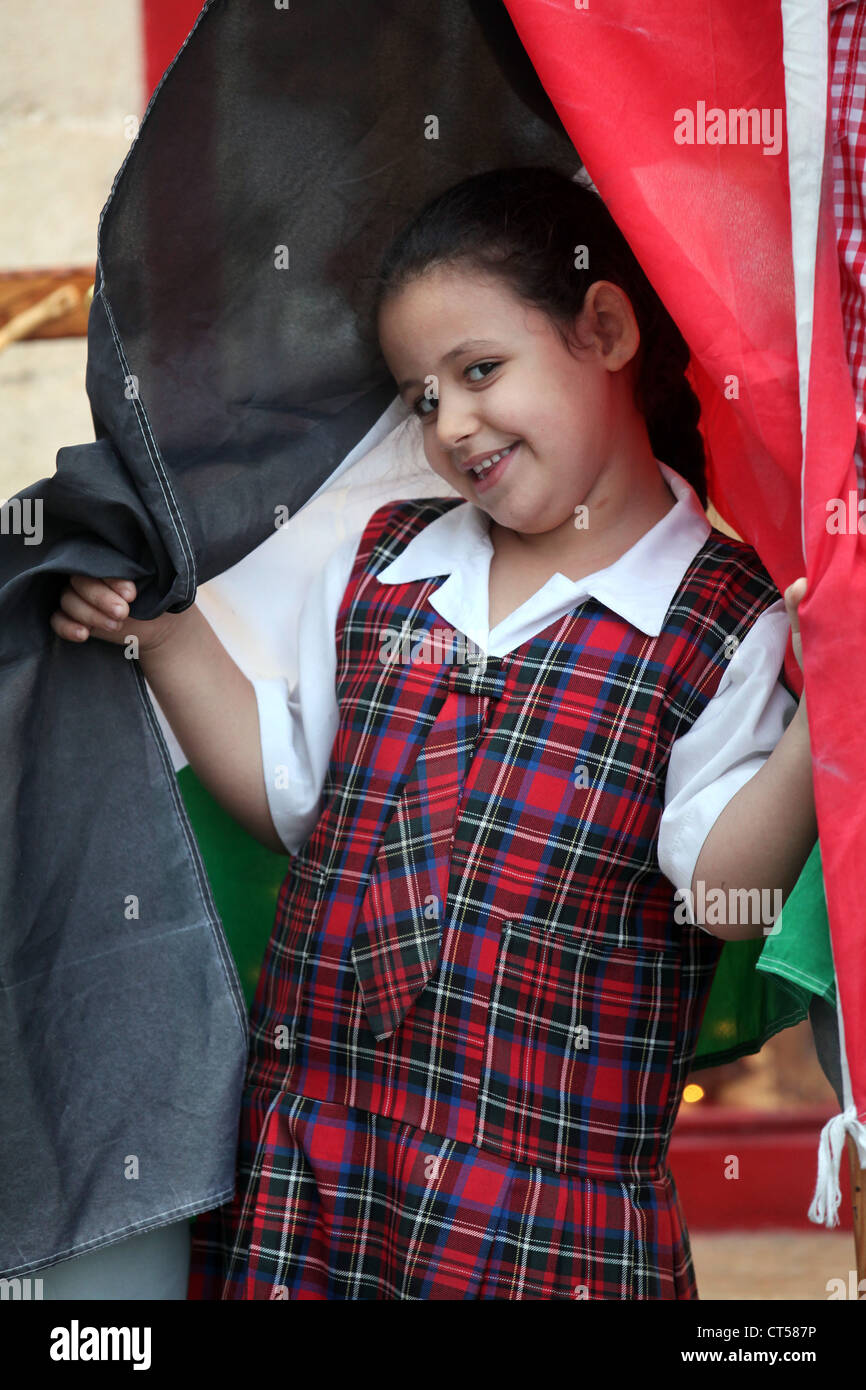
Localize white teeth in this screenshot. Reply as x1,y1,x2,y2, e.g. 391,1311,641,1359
470,444,514,476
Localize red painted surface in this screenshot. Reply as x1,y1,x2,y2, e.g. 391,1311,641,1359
142,0,205,102
670,1104,852,1231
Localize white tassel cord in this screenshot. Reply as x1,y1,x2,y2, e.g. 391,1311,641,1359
808,958,866,1226
808,1106,866,1228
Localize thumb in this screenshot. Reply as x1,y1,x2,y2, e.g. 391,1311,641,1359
783,577,807,673
784,577,807,617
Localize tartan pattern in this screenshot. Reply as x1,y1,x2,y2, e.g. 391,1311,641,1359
350,679,470,1040
830,0,866,497
189,1088,697,1299
189,495,784,1299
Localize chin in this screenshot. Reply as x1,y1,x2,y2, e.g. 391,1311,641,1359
502,505,566,535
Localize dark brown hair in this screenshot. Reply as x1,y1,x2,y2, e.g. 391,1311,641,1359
370,165,706,507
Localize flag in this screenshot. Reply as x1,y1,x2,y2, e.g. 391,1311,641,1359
0,0,589,1277
500,0,866,1219
1,0,854,1276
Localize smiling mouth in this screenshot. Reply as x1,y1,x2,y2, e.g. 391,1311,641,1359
465,441,519,483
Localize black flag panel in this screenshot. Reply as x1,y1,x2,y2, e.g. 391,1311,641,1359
0,0,579,1274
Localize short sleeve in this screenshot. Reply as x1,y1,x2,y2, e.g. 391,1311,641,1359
657,600,799,928
251,527,363,854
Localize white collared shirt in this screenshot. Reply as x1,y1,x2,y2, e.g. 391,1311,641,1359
251,460,798,928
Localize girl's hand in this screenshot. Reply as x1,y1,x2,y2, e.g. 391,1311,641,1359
50,576,177,653
783,576,807,674
783,576,809,731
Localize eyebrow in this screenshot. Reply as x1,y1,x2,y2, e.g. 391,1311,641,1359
396,339,502,396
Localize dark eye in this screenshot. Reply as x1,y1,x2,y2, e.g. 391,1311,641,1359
466,360,500,382
411,360,501,419
412,391,438,419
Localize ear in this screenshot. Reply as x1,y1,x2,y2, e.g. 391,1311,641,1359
579,280,640,372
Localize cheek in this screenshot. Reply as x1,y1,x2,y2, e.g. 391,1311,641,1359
424,446,460,489
424,446,473,499
423,439,446,473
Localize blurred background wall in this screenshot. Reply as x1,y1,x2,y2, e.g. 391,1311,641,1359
0,0,143,501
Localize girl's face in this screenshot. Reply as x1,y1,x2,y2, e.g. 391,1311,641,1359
377,263,642,538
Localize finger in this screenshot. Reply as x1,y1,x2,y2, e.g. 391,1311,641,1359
784,588,799,623
784,577,807,606
49,609,90,642
105,578,137,602
783,580,806,630
60,587,124,633
68,574,130,620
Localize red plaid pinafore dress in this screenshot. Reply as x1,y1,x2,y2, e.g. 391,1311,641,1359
188,496,782,1299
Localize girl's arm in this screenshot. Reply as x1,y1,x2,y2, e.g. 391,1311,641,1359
690,696,815,938
140,605,287,855
690,578,816,939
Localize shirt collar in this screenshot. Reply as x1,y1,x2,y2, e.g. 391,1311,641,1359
375,458,712,638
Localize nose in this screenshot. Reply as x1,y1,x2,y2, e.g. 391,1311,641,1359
433,384,478,454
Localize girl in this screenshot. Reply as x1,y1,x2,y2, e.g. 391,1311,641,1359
51,165,816,1300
